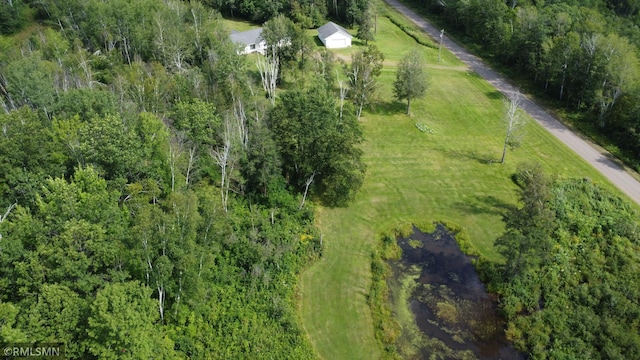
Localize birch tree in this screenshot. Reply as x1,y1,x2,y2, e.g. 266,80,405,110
346,45,384,119
256,51,279,105
595,34,637,127
210,111,243,212
168,132,186,192
501,90,526,164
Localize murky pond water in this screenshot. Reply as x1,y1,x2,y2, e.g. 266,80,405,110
388,225,525,359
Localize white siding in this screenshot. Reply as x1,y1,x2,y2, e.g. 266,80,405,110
324,33,351,49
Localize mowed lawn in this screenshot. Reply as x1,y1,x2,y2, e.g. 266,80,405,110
298,12,626,360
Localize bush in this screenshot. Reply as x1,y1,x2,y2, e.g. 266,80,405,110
0,0,27,35
386,14,436,49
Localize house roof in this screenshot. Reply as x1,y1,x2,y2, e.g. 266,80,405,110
230,28,264,46
317,22,353,40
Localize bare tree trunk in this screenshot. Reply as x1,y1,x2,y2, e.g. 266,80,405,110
0,74,16,112
77,54,95,89
501,90,525,164
348,60,375,120
141,237,153,285
233,96,248,149
186,145,197,186
210,116,236,212
598,86,622,127
174,270,183,317
256,51,279,105
191,8,204,56
0,202,17,242
559,63,567,101
157,285,165,323
210,142,230,212
338,77,347,122
299,171,316,210
168,136,185,192
500,130,510,164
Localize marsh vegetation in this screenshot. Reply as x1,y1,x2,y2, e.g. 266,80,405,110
388,225,524,359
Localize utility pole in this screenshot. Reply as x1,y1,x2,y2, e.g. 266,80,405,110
438,29,444,62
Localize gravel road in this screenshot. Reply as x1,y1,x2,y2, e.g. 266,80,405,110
384,0,640,206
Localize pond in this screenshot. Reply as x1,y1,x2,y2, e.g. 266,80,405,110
387,224,525,359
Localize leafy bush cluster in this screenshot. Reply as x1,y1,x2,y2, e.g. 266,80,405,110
0,0,28,35
386,13,436,49
368,233,402,358
489,165,640,359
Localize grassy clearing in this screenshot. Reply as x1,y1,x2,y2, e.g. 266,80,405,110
220,17,260,32
220,10,633,360
325,13,462,66
298,7,628,360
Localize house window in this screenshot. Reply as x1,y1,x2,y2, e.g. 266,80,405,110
249,44,256,50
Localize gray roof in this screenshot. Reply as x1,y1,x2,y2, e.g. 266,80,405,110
230,28,264,46
317,22,352,39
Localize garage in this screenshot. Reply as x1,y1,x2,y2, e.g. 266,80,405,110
317,22,353,49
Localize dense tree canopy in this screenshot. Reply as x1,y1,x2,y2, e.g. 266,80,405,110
0,0,365,357
269,81,366,206
488,164,640,359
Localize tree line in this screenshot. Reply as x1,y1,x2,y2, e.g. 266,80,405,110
415,0,640,170
482,164,640,358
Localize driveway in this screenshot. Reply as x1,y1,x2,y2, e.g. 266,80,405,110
384,0,640,206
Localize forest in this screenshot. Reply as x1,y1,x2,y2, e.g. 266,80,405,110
0,0,368,358
410,0,640,171
484,164,640,358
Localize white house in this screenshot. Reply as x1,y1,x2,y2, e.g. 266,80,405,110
317,22,353,49
230,28,266,55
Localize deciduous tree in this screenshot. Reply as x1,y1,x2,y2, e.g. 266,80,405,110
393,48,429,114
269,80,365,206
495,163,554,277
86,281,176,358
500,90,526,164
346,44,384,118
356,4,374,44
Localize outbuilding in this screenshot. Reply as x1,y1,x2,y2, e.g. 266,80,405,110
317,22,353,49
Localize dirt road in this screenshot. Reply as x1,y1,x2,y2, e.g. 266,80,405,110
384,0,640,206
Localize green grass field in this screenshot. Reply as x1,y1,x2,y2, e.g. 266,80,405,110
297,11,629,360
220,10,633,360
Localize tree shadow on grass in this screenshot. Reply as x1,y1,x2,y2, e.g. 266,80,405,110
466,70,483,79
370,100,406,116
486,90,503,100
439,148,501,165
454,195,516,217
